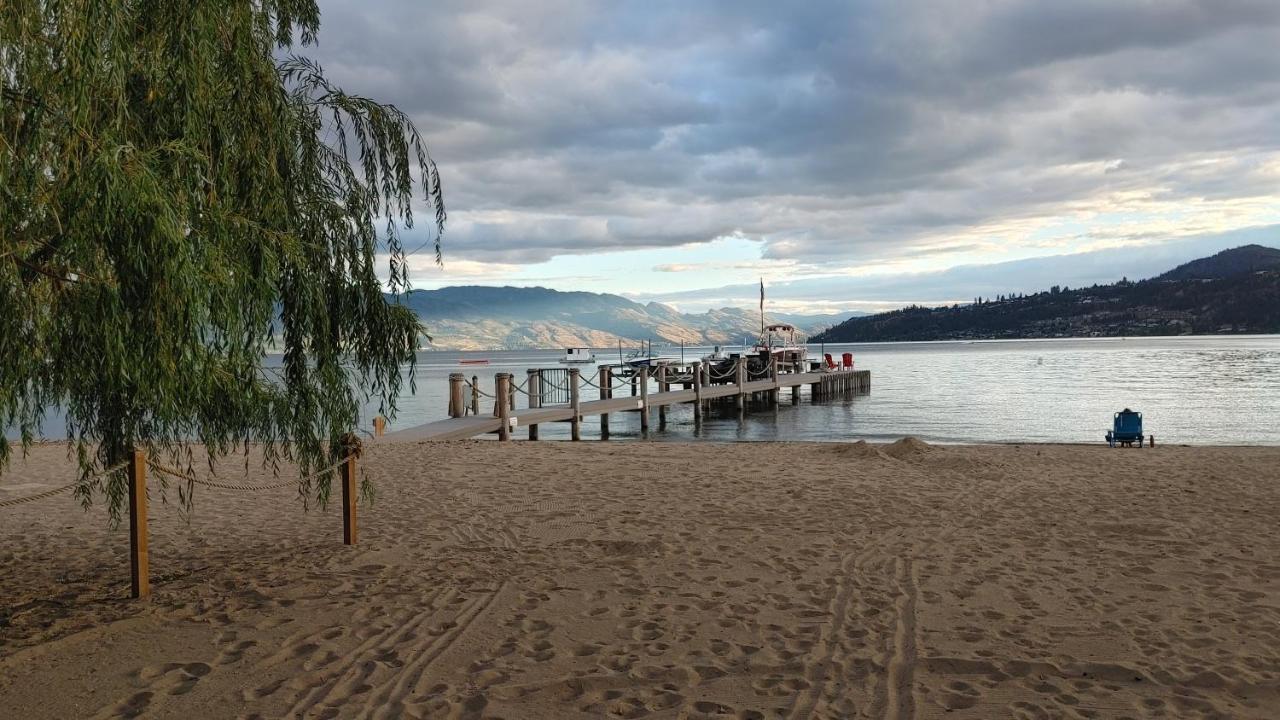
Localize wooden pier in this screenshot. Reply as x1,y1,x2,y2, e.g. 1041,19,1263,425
381,358,870,443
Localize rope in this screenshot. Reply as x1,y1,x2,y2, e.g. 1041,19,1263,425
0,460,131,508
708,364,737,380
147,456,353,492
539,377,570,393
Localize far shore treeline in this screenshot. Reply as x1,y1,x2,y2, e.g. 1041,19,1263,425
813,245,1280,343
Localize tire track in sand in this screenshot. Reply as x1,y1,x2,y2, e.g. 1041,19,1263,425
885,557,919,720
281,587,453,715
785,551,855,720
361,580,510,719
786,539,899,720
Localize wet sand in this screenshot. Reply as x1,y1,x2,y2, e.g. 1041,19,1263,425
1,439,1278,719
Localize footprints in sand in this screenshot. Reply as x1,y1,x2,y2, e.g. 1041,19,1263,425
89,662,213,719
47,441,1280,720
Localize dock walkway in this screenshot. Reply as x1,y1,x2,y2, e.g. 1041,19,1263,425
381,365,870,442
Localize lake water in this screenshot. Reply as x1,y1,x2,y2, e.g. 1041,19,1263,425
13,336,1279,446
362,335,1280,446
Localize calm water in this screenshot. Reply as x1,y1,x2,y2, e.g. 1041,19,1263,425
15,337,1279,446
362,336,1280,446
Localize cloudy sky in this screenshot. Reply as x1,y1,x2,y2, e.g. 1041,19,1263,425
311,0,1280,313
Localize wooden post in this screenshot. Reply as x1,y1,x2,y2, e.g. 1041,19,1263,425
341,453,358,545
128,449,150,599
496,373,512,441
736,357,746,410
471,375,480,415
600,366,612,439
373,415,386,436
569,368,582,441
693,361,703,422
770,356,780,405
639,366,650,432
448,373,465,417
527,370,541,440
657,364,668,428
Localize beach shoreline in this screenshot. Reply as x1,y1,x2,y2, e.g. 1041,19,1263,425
2,439,1278,718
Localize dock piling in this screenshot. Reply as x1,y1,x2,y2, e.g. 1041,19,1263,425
600,366,612,439
657,365,668,428
527,369,541,440
569,368,581,441
496,373,512,441
448,373,465,418
639,366,650,432
735,357,747,410
693,361,703,422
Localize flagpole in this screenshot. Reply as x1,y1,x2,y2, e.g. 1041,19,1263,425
759,277,765,337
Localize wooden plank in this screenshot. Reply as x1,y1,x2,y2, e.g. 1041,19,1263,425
381,416,503,441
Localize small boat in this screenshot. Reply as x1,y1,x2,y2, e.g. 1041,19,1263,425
701,345,729,362
559,347,597,364
623,339,661,368
459,359,490,366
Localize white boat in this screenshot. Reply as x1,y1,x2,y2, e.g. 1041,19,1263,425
750,324,808,368
558,347,597,364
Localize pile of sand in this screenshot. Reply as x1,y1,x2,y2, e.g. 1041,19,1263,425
883,435,935,459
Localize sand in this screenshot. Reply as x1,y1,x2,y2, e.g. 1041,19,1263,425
1,439,1278,719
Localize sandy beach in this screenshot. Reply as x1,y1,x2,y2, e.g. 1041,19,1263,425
1,439,1278,719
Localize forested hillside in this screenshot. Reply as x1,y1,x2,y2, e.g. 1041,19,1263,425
814,245,1280,342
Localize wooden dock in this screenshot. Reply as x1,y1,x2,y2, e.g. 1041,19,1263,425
380,358,870,443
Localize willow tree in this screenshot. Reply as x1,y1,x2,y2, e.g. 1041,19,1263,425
1,2,445,517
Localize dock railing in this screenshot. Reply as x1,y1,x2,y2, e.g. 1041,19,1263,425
422,359,870,443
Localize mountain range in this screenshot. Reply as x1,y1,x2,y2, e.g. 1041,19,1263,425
813,244,1280,343
396,286,846,350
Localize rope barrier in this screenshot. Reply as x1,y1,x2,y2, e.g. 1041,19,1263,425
147,456,353,492
0,460,131,508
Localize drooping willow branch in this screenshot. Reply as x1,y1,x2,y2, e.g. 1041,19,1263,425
0,0,445,524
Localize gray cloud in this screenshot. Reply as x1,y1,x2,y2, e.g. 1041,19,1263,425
310,0,1280,269
632,225,1280,313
